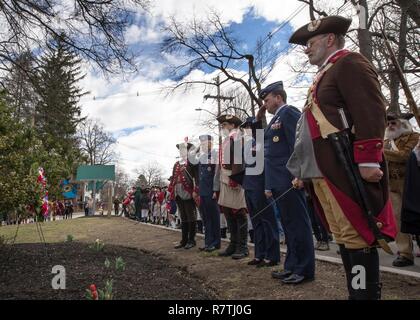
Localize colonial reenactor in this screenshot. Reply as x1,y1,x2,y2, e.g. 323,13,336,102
169,141,198,249
256,81,315,284
401,137,420,250
216,114,249,259
384,112,420,267
240,117,280,267
288,15,397,299
195,134,221,252
113,197,120,216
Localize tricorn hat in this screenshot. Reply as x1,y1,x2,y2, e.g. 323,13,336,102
176,142,194,150
289,15,352,46
386,112,414,121
216,114,242,127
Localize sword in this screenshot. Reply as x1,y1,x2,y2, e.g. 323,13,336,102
327,109,393,255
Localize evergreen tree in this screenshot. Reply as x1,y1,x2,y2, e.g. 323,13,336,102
33,33,87,174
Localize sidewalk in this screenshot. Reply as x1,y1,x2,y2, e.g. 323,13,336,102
141,221,420,279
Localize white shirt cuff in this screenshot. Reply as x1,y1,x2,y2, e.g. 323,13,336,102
358,163,380,168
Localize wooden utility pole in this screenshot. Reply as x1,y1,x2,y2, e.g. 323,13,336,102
203,76,234,147
382,30,420,126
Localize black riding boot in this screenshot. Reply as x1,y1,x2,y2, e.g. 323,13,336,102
174,222,188,249
184,221,197,249
347,247,381,300
232,213,249,260
219,214,237,256
338,244,356,299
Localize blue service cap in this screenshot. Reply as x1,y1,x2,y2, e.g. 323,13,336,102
259,81,284,99
199,134,213,141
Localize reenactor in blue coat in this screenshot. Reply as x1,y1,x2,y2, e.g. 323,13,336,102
240,117,280,267
195,134,221,252
257,81,315,285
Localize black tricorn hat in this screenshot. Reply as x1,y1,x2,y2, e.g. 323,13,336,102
386,112,414,121
289,15,352,46
176,142,194,150
216,114,242,126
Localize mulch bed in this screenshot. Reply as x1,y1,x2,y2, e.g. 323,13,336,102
0,242,217,300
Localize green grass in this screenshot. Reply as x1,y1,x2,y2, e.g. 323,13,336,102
0,217,119,244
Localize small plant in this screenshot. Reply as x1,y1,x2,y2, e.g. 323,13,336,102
86,284,98,300
86,281,113,300
104,258,111,269
66,234,74,242
0,235,8,246
89,239,105,252
115,257,126,272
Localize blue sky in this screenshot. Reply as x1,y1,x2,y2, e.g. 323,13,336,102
79,1,328,178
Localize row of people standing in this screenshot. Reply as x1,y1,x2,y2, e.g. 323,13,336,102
169,15,419,300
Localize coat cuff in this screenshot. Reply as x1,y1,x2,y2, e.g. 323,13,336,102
353,139,383,163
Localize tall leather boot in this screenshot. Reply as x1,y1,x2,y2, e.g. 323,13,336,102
338,244,356,299
184,221,197,249
347,247,381,300
219,214,237,256
232,213,249,260
174,222,188,249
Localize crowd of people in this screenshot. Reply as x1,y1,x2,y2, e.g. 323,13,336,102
121,15,420,300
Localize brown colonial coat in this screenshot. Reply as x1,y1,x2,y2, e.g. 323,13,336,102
306,50,397,245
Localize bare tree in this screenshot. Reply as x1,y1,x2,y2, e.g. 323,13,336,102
0,0,150,79
395,0,420,27
294,0,419,121
161,10,292,113
113,167,134,199
77,118,117,165
135,162,166,187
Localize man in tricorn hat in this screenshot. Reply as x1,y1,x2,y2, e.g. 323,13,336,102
256,81,315,284
288,15,397,299
169,141,198,249
215,114,249,259
384,112,419,267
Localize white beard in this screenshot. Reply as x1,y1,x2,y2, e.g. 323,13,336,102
385,119,413,140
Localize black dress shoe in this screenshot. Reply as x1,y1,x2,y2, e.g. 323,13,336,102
271,270,292,280
257,260,279,268
247,259,262,266
205,246,217,252
174,243,186,249
281,274,314,285
392,255,414,267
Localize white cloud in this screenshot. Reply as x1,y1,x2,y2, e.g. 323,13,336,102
79,0,356,180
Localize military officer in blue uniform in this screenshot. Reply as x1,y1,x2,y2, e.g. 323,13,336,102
240,117,280,267
257,81,315,284
195,134,221,252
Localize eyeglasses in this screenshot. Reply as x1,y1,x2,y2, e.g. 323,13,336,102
387,121,398,126
306,34,329,49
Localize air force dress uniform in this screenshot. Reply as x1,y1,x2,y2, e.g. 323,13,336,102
261,81,315,284
197,135,221,251
240,118,280,265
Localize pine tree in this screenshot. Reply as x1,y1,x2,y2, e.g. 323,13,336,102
33,33,87,173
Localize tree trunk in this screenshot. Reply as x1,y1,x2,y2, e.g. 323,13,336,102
388,8,408,114
395,0,420,27
356,0,373,62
